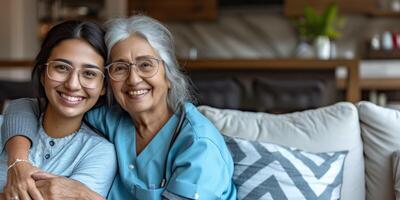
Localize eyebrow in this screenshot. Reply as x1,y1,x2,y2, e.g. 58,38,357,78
112,59,130,63
51,58,103,70
112,55,159,63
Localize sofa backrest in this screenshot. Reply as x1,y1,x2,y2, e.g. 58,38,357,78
198,102,364,200
358,101,400,200
0,115,2,145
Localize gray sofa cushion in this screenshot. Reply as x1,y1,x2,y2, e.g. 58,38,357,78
358,101,400,200
224,136,348,200
198,102,364,200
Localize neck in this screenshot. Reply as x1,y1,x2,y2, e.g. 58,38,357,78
43,105,83,138
131,104,173,139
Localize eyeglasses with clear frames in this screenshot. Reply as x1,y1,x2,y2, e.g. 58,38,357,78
45,61,105,89
105,56,162,81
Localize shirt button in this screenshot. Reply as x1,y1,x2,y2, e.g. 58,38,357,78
49,141,55,146
194,193,199,199
45,154,50,159
128,164,135,170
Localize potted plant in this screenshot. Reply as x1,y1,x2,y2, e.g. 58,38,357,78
296,4,345,59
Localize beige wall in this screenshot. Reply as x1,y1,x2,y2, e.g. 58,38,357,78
0,0,39,59
0,0,127,60
0,0,12,58
105,0,127,18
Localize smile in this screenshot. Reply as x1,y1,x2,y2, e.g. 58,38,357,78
127,89,150,97
59,92,84,104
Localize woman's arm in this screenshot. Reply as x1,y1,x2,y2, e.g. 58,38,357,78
1,99,44,200
163,137,235,199
1,98,40,152
3,137,43,199
33,172,105,200
5,136,31,165
1,98,112,152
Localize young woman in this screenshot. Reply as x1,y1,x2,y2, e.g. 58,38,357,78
0,20,117,200
2,15,236,200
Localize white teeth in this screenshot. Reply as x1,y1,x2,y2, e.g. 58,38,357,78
60,93,83,102
128,89,149,96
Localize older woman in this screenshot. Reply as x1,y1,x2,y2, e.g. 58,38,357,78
1,15,237,200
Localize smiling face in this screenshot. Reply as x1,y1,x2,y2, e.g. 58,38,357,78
109,35,170,116
42,39,105,120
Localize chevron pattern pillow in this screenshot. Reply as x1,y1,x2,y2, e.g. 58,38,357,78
224,136,348,200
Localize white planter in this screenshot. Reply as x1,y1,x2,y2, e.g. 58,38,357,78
314,36,331,60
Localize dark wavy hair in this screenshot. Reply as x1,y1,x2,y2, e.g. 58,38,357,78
31,20,107,114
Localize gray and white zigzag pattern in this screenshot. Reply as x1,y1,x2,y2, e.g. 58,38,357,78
225,137,347,200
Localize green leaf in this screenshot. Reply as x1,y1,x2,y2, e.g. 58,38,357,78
296,3,345,40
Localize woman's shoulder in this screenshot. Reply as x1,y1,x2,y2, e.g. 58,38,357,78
88,103,125,117
77,122,115,147
173,103,234,172
182,102,220,137
86,104,130,125
180,102,229,152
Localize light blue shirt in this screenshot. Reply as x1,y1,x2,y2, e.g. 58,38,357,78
0,115,117,197
1,99,237,199
85,102,237,200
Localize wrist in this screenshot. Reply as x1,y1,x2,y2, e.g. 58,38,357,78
8,150,29,161
7,158,33,171
8,154,29,166
6,136,31,165
77,182,105,200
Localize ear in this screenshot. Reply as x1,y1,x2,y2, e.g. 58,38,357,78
167,79,171,89
100,87,106,96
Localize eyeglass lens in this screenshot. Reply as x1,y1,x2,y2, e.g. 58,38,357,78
107,57,159,81
46,61,104,89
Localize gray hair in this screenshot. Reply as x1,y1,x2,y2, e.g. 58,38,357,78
104,15,193,112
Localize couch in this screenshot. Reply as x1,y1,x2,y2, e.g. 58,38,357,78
198,101,400,200
1,101,398,200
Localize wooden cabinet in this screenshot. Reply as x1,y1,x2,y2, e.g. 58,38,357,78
37,0,106,39
365,49,400,59
284,0,377,16
182,59,360,103
127,0,217,21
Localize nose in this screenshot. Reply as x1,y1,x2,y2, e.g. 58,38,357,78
64,71,82,90
126,65,143,85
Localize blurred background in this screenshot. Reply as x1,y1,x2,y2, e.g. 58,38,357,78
1,0,400,113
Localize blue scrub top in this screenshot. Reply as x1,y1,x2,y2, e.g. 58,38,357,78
86,103,237,200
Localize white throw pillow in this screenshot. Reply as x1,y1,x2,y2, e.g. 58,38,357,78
225,136,348,200
358,101,400,200
198,102,364,200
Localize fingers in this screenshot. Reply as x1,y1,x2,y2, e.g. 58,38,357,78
4,185,18,200
12,178,37,200
31,172,57,181
5,193,18,200
34,181,48,200
27,187,43,200
34,181,45,189
5,161,39,200
5,184,31,200
18,190,31,200
4,192,12,200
